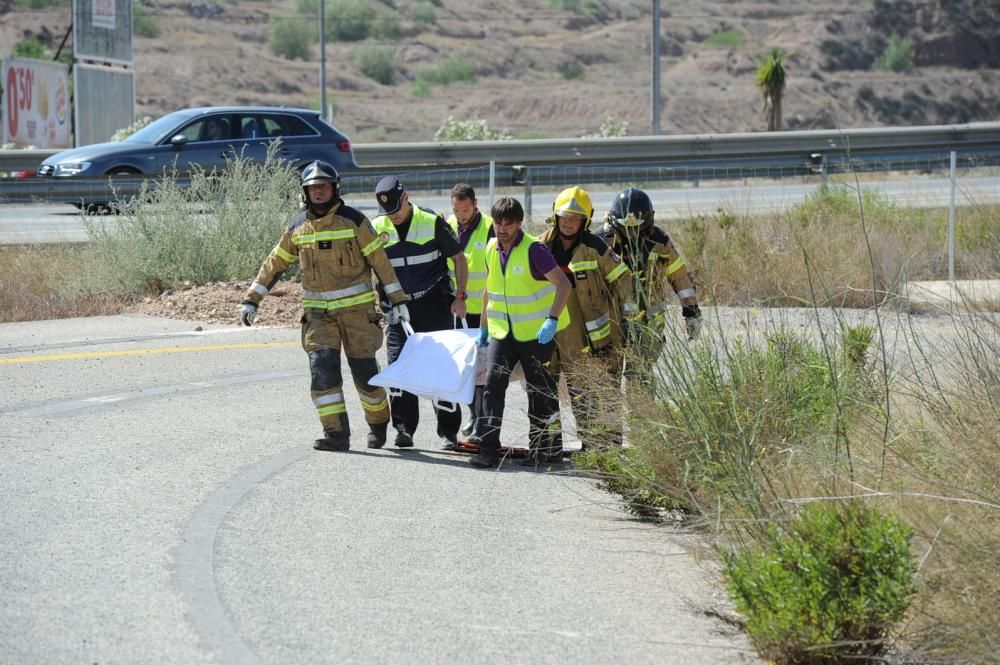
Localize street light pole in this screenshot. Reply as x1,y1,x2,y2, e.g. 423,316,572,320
651,0,662,135
320,0,327,120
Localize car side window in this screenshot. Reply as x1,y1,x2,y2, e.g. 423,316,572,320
184,117,231,142
264,114,317,138
239,116,265,139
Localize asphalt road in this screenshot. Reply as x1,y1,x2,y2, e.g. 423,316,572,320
3,175,998,245
1,314,760,665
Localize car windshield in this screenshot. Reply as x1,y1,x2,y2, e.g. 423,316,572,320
124,112,196,144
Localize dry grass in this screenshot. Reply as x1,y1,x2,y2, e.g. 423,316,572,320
0,244,129,323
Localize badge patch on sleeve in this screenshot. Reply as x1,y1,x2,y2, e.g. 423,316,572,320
318,240,332,250
575,271,588,280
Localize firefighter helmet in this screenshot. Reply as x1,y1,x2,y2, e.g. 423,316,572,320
607,187,654,233
301,160,340,192
551,186,594,228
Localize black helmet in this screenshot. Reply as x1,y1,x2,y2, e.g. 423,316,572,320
301,160,340,190
301,160,340,216
607,187,654,233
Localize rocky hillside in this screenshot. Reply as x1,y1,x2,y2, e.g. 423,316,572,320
2,0,999,143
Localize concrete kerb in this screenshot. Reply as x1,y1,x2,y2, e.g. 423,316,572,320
903,280,1000,312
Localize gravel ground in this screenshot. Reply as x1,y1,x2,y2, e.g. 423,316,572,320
128,280,304,328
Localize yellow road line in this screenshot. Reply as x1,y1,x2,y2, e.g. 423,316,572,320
0,341,299,365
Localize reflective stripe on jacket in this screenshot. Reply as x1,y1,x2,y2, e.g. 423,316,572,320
373,206,449,300
244,201,406,312
539,227,633,352
485,234,570,342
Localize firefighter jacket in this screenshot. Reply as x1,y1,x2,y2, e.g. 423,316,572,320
372,206,452,304
539,227,634,354
446,210,493,315
598,224,699,325
243,200,406,312
485,234,570,342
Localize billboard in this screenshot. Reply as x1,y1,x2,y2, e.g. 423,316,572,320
2,57,73,149
73,63,134,146
73,0,133,65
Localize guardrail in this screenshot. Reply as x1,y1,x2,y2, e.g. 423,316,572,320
3,122,1000,206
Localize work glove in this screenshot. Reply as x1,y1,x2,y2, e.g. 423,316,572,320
475,327,489,347
385,302,410,325
685,315,702,342
537,317,558,345
240,302,257,326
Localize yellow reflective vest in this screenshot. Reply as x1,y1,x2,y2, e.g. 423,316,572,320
485,233,570,342
446,210,493,315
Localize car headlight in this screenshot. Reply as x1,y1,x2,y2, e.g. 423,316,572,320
53,162,92,176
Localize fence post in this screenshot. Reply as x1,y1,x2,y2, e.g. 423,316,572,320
488,159,496,209
948,150,956,282
523,166,532,219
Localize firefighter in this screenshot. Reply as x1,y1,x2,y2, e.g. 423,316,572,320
239,161,408,452
540,186,637,451
469,196,572,469
599,187,702,369
372,175,470,449
445,183,494,443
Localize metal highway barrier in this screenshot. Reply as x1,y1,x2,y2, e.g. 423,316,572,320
2,122,1000,206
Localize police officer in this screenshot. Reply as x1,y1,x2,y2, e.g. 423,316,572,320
240,161,408,452
446,183,494,443
372,176,469,449
599,187,702,364
469,197,572,469
540,186,636,451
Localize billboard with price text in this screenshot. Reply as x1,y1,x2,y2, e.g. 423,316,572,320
2,57,72,149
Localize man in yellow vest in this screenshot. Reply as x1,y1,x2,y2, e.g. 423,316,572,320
468,197,572,469
540,186,636,451
372,176,470,449
239,161,408,452
446,183,494,444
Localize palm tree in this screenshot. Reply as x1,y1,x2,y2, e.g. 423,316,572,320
756,48,788,132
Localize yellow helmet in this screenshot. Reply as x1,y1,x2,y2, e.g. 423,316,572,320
551,186,594,228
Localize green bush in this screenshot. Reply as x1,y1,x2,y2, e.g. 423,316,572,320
325,0,375,42
560,62,584,80
268,17,313,61
133,4,160,38
13,37,47,59
580,116,628,138
548,0,581,11
433,116,512,141
353,42,396,85
573,448,675,519
370,12,402,39
409,1,436,24
410,79,431,98
82,150,300,293
876,33,913,73
15,0,68,8
110,116,153,142
416,54,476,86
724,500,916,664
704,28,745,48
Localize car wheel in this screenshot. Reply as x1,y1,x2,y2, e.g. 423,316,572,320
102,167,143,213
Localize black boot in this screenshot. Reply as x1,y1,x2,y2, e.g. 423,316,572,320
367,422,388,449
314,430,349,452
315,414,350,452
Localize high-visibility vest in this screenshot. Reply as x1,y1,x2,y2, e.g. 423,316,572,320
446,211,492,314
485,234,570,342
373,206,449,299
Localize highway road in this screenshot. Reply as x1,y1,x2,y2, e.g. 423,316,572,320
1,313,762,665
2,174,998,245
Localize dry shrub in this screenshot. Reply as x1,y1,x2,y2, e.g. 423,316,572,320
674,186,1000,309
0,244,128,322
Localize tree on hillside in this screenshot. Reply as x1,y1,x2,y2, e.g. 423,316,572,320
756,48,788,132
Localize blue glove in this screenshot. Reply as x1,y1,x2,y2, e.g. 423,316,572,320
537,317,558,344
475,327,489,347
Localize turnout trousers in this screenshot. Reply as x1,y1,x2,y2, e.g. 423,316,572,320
301,307,390,435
